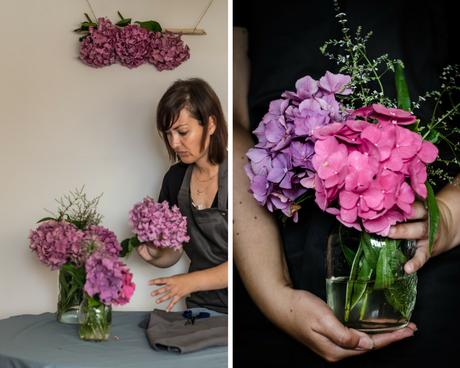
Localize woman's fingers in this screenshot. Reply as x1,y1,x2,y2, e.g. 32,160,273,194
137,245,153,261
389,220,428,240
370,323,416,349
316,315,372,350
149,278,167,286
156,291,174,304
166,295,181,312
408,201,427,220
151,285,170,297
404,240,430,274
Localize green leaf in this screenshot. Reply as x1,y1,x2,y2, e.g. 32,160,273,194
120,236,140,257
384,273,417,319
37,217,56,223
374,239,396,289
360,232,380,268
116,11,131,27
116,18,132,27
395,62,411,112
425,129,440,144
135,20,162,32
425,182,440,255
342,245,356,267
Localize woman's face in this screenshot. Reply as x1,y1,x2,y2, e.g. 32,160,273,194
166,108,215,164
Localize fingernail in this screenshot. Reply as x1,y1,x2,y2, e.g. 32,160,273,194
357,337,374,350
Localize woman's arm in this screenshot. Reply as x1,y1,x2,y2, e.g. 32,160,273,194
149,262,228,311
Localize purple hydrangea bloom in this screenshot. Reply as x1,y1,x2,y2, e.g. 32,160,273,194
148,31,190,71
129,197,190,250
114,24,150,68
29,221,85,270
84,251,135,305
246,71,351,221
79,18,118,68
81,225,122,262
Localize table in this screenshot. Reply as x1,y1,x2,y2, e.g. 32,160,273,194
0,312,228,368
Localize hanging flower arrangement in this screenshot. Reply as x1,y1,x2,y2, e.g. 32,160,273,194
74,12,190,71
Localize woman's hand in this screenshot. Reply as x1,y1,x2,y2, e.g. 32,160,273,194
149,273,197,312
136,243,183,268
284,288,416,363
388,196,453,274
136,243,160,263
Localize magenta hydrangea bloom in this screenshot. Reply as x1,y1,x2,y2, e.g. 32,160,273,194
148,31,190,71
79,18,118,68
29,221,85,270
129,197,190,250
84,251,135,305
312,107,438,236
82,225,122,261
114,24,150,68
245,71,351,221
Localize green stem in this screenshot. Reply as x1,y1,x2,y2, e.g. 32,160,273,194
424,101,460,139
357,47,384,95
344,243,363,321
84,13,93,23
359,289,369,320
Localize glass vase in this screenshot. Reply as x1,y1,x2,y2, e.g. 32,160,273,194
57,264,85,324
326,224,417,332
78,294,112,341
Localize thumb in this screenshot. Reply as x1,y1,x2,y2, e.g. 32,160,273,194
320,316,374,350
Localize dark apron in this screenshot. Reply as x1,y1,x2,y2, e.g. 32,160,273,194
177,160,228,314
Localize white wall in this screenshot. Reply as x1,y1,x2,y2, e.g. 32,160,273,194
0,0,227,318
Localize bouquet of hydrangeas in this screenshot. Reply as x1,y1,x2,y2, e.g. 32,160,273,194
121,197,190,257
79,250,135,341
246,8,459,331
29,187,134,326
75,12,190,70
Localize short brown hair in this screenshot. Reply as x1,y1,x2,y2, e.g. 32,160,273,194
156,78,227,164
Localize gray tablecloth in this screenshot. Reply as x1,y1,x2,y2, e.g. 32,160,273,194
0,312,227,368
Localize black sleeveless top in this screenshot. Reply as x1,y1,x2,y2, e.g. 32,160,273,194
159,162,228,314
234,1,460,366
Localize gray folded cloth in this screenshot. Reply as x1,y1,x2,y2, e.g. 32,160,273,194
144,309,228,354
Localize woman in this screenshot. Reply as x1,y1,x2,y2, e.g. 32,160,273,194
137,78,228,316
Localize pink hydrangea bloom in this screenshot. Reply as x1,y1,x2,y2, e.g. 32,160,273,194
79,18,118,68
114,24,150,68
312,108,438,236
84,251,135,305
81,225,122,262
29,221,85,270
129,197,190,250
148,31,190,71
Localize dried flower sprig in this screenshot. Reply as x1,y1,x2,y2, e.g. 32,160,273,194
40,186,103,230
320,2,460,187
320,11,402,110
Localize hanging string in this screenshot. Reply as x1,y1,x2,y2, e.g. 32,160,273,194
192,0,214,32
83,0,210,35
85,0,97,21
